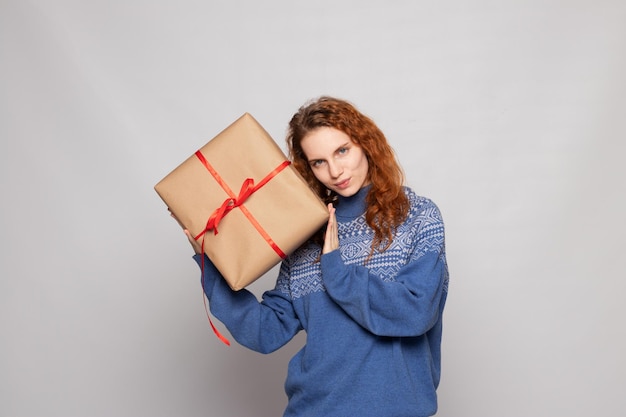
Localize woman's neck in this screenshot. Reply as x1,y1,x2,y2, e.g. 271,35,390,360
335,185,370,219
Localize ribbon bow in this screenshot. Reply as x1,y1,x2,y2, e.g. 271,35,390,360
193,150,291,242
204,178,257,235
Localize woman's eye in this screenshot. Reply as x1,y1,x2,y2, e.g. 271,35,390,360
338,147,348,155
311,160,324,168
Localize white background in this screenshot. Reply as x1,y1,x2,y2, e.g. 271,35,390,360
1,1,625,416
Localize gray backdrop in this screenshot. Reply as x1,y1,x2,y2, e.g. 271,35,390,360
1,1,624,416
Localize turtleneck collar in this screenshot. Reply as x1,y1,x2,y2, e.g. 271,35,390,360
335,185,370,220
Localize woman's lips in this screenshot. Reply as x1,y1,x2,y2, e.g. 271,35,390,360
335,179,350,189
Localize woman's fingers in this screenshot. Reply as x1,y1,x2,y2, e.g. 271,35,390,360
184,229,203,255
169,210,203,254
323,203,339,254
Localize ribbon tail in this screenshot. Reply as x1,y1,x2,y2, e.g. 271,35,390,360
200,232,231,346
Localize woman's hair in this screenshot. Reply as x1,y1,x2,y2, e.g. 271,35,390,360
286,96,409,254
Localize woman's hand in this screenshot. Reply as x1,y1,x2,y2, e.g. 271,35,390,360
170,211,203,255
323,203,339,254
183,229,203,255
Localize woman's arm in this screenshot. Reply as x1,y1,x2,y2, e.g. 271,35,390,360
320,202,448,337
174,215,302,353
194,254,302,353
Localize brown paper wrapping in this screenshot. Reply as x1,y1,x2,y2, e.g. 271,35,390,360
155,113,328,290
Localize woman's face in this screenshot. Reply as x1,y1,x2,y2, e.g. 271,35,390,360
300,127,370,197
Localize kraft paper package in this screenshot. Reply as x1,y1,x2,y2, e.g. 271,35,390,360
155,113,328,290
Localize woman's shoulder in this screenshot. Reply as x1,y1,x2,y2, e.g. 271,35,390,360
403,186,440,211
402,186,444,224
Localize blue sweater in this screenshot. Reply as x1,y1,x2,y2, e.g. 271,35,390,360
194,186,449,417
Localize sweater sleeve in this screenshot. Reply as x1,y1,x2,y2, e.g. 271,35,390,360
320,202,448,337
193,254,302,353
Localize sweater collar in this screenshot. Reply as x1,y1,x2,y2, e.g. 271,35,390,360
335,185,370,219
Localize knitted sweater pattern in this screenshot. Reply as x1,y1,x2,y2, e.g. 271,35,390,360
195,186,448,417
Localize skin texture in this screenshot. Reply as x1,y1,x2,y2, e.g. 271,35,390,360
300,127,370,199
300,127,370,254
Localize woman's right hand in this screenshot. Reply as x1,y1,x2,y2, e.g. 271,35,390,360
183,229,203,255
170,211,203,255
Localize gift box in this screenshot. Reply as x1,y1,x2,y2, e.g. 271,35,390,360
155,113,328,290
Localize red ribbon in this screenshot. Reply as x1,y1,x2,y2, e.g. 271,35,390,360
193,151,290,259
193,150,291,345
203,178,256,235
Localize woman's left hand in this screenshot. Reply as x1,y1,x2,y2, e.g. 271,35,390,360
323,203,339,254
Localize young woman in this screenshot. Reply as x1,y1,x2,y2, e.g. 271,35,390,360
181,97,449,417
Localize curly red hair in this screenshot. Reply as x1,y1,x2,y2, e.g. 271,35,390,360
287,96,409,254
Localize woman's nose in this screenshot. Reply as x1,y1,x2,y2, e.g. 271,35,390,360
328,161,343,178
